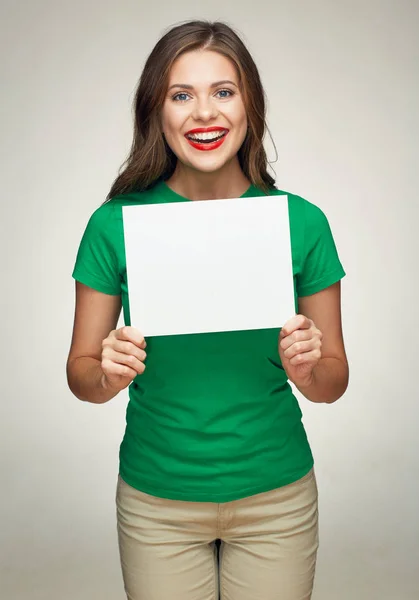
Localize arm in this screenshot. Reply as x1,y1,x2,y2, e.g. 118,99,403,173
279,281,349,404
66,281,122,404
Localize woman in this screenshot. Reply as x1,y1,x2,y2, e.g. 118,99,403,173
67,20,349,600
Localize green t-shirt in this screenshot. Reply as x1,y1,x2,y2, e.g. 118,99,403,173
72,180,345,502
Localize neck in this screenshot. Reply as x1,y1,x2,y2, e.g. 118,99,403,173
165,158,251,201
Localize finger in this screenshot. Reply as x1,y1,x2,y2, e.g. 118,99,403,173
112,340,147,362
284,334,322,359
283,339,320,360
116,326,147,349
101,359,138,380
104,350,146,375
289,348,321,366
280,314,311,338
280,330,313,352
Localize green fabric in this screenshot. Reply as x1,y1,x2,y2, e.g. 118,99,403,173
72,180,345,502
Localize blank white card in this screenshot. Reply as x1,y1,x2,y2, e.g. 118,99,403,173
122,195,295,337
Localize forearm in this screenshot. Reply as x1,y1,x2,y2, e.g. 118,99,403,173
67,356,119,404
296,357,349,404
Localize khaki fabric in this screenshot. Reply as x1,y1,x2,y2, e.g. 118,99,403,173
116,468,319,600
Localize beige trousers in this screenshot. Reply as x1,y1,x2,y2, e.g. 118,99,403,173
116,468,319,600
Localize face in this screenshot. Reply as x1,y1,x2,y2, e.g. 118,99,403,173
161,49,248,174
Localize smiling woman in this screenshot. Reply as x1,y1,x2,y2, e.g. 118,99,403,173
160,49,249,188
67,19,348,600
105,21,275,200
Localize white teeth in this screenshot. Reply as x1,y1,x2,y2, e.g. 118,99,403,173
187,131,227,141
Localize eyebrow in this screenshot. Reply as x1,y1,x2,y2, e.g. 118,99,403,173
168,80,238,91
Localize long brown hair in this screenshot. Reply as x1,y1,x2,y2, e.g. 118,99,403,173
106,20,276,201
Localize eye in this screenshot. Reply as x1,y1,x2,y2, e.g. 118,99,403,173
216,89,234,99
172,92,190,102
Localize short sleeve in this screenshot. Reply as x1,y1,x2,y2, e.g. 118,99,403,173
72,202,121,295
297,200,346,297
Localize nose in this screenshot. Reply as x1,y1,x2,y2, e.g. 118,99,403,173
192,95,219,123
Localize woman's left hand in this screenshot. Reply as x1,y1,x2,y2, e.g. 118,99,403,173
278,314,323,389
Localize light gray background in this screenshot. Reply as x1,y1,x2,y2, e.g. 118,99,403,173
1,1,418,598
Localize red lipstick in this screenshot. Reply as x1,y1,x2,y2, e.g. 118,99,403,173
184,127,229,152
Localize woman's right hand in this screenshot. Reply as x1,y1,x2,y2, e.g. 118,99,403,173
100,326,147,392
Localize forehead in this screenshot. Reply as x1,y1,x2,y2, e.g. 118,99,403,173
168,49,239,84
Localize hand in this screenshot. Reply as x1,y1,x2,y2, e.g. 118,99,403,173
278,314,323,389
101,326,147,392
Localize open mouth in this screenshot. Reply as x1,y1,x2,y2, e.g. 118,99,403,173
184,128,229,151
185,130,228,144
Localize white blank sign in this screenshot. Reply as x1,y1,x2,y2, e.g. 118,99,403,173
122,195,295,337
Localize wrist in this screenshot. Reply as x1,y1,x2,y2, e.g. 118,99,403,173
294,370,316,391
295,357,348,404
100,371,121,396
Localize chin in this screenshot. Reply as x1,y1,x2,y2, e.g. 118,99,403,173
191,162,226,174
187,154,238,174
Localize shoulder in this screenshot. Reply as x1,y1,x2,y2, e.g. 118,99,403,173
97,189,151,212
86,188,156,227
87,197,117,224
270,187,325,216
269,187,329,230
